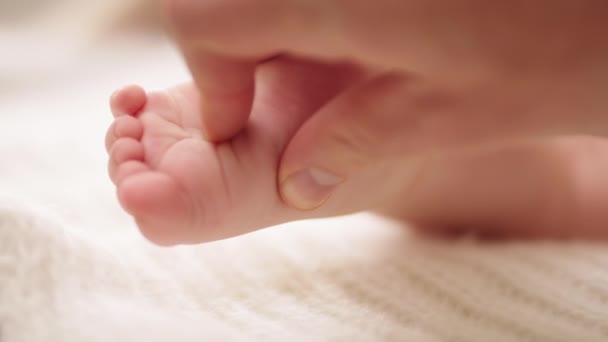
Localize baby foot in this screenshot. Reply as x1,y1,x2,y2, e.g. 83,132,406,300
106,84,276,244
106,61,360,244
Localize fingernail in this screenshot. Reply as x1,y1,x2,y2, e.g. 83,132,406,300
280,168,344,210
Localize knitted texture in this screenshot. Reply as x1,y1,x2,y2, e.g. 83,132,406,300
2,203,608,342
2,37,608,342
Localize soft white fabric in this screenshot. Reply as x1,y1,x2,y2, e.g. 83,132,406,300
2,35,608,342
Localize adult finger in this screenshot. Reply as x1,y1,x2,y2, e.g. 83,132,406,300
285,134,608,239
165,0,608,81
163,0,258,141
278,72,607,211
386,137,608,239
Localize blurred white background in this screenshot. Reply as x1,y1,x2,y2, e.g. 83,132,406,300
0,1,190,235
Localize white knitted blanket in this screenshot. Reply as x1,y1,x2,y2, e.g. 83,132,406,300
2,36,608,342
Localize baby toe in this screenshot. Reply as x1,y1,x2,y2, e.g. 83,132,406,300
110,137,145,166
113,160,150,186
115,116,143,139
105,123,117,153
106,116,143,152
110,85,147,117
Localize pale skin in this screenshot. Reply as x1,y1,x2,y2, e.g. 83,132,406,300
106,0,608,245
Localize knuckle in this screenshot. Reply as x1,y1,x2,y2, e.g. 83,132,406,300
325,117,386,168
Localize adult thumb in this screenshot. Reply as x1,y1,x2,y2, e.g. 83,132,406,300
278,73,430,212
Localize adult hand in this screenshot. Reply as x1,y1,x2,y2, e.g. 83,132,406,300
164,0,608,238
